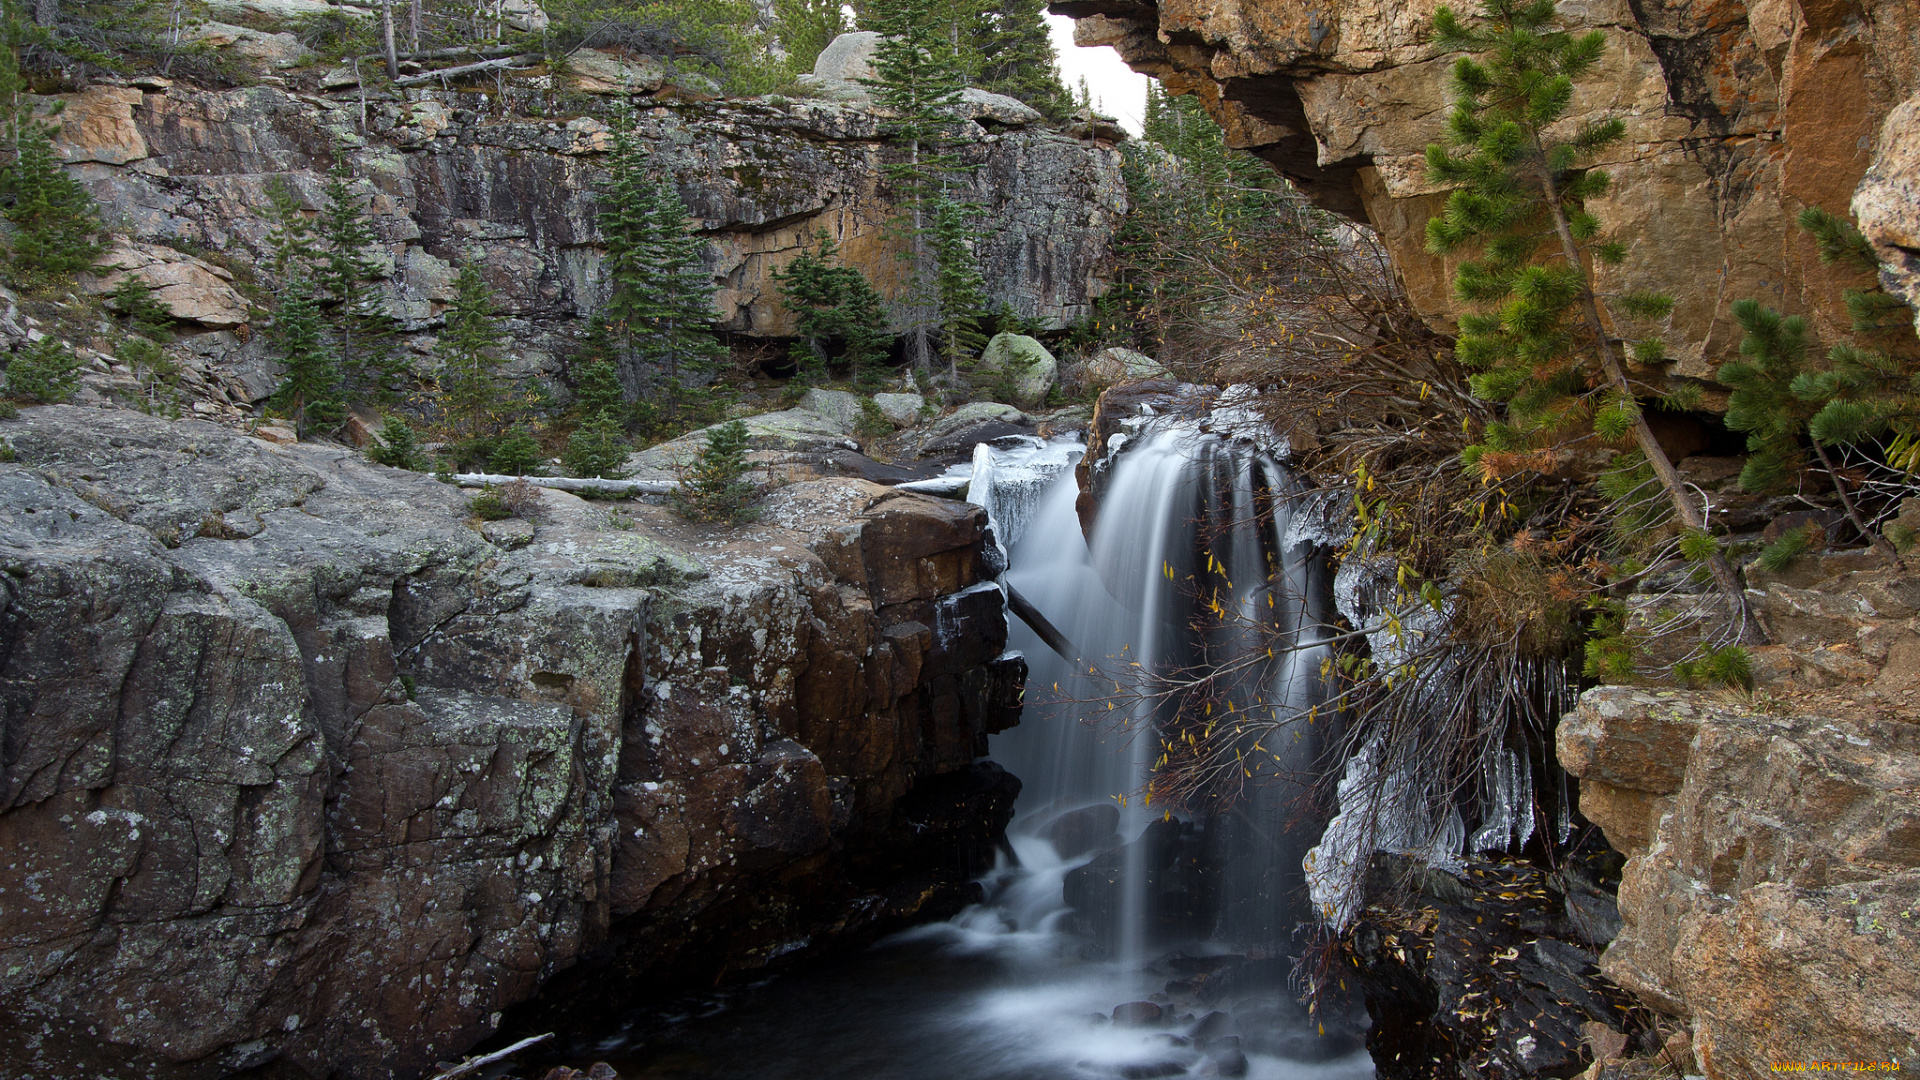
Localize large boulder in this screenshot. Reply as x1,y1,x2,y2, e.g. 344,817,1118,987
1085,346,1171,386
872,392,926,427
977,332,1057,409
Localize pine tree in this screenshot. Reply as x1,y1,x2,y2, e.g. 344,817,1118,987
1789,207,1920,472
314,163,400,399
929,193,987,370
598,113,725,424
671,418,754,523
269,275,345,435
368,415,430,471
435,262,522,448
0,2,103,288
772,0,851,75
561,411,630,478
970,0,1069,118
4,333,79,402
263,176,321,281
1719,298,1902,562
772,229,893,384
860,0,974,378
1423,0,1747,608
568,315,627,421
107,275,174,342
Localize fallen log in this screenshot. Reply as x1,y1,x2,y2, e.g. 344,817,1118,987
427,1032,553,1080
393,54,541,85
454,472,677,496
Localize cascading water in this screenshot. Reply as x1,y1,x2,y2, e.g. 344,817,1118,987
563,423,1377,1080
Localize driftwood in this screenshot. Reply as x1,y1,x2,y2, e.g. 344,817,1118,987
393,54,541,85
427,1032,553,1080
454,472,678,496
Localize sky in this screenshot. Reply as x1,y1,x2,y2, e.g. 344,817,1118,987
1047,13,1150,134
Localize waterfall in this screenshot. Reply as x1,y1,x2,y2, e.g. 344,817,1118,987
988,424,1339,953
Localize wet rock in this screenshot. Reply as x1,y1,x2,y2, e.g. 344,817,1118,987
1351,851,1634,1080
1209,1045,1250,1076
1064,818,1221,947
1038,802,1120,859
1115,1061,1184,1079
1112,1001,1165,1026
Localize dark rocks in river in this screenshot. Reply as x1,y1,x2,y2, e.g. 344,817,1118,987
1038,802,1122,859
1112,1001,1166,1026
1351,850,1638,1080
1062,818,1223,947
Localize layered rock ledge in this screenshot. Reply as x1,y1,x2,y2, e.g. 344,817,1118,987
0,406,1023,1079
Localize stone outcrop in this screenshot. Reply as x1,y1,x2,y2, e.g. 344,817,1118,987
1559,684,1920,1077
1057,0,1920,378
0,405,1023,1079
49,73,1122,393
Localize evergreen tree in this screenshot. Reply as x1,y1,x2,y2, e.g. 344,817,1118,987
368,415,430,471
1422,0,1746,607
314,163,400,399
0,1,102,290
435,262,523,448
970,0,1069,118
671,418,754,523
4,333,79,402
107,276,174,342
771,0,851,75
929,192,987,369
1789,207,1920,471
568,315,627,421
860,0,974,378
263,176,321,280
562,411,631,478
772,229,892,385
269,275,345,435
599,113,725,425
0,124,102,286
0,2,104,290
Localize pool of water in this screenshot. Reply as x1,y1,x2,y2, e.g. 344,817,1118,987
561,841,1375,1080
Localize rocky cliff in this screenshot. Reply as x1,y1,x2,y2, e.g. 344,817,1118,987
1557,551,1920,1077
0,405,1023,1078
1056,0,1919,379
46,66,1121,415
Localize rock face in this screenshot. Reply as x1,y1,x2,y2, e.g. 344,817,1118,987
51,76,1123,372
0,406,1023,1079
1058,0,1920,376
1558,686,1920,1077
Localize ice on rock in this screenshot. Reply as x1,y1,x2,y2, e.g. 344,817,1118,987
965,435,1083,555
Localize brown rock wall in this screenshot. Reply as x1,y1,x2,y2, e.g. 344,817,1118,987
1057,0,1920,376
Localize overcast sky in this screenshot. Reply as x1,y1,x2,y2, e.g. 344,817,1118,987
1047,14,1149,134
